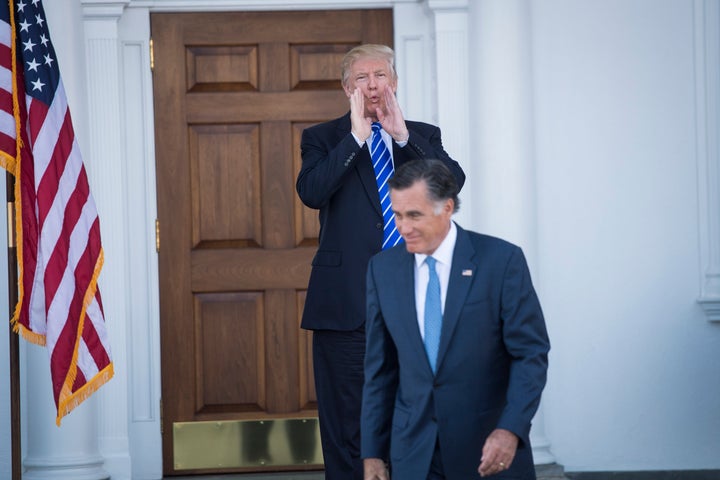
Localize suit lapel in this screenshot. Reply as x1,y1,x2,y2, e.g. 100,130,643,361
336,113,382,216
389,248,428,364
436,224,476,373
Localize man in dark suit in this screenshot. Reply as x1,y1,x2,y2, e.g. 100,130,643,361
362,159,550,480
296,45,465,479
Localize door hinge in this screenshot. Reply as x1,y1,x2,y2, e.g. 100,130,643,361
149,38,154,72
155,218,160,253
159,398,163,434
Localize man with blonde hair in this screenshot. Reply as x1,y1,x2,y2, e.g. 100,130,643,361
296,44,465,479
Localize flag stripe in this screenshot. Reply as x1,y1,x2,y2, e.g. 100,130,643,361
42,145,86,306
36,105,73,229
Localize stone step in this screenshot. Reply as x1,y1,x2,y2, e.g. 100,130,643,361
537,462,571,480
171,463,570,479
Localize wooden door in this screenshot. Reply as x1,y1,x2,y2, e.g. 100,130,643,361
151,9,393,476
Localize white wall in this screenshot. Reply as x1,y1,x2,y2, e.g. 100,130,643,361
531,0,720,472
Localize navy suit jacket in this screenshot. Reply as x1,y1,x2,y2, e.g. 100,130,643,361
297,112,465,331
361,225,550,480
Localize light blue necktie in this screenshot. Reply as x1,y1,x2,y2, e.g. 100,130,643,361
424,256,442,373
370,122,403,249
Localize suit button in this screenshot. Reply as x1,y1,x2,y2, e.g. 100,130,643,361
376,223,382,229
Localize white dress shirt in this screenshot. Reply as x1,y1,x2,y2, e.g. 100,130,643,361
414,222,457,340
351,126,408,152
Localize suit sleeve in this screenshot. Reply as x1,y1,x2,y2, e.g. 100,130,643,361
296,122,364,209
361,256,399,461
496,247,550,444
400,124,466,190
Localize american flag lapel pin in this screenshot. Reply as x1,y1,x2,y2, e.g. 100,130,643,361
462,269,473,276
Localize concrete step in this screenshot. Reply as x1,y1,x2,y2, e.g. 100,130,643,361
171,463,570,479
537,462,571,480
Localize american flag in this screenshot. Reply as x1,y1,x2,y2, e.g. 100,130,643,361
0,0,113,425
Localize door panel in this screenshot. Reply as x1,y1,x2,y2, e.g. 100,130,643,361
151,9,393,476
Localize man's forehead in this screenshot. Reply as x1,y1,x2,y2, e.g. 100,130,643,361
352,58,389,71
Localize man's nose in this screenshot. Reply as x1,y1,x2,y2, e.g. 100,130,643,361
395,218,409,235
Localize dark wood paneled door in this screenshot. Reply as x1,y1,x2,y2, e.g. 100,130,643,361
151,9,393,476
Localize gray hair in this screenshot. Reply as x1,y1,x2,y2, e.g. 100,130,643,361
388,159,461,213
341,44,397,87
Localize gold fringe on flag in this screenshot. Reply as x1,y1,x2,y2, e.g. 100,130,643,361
56,250,109,425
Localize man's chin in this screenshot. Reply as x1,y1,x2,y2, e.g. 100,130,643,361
403,242,421,254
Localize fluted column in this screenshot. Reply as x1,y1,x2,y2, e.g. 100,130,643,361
467,0,555,465
81,1,132,478
23,345,108,480
427,0,474,225
22,1,110,478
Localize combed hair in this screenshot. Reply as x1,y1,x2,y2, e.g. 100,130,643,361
389,159,461,213
341,44,397,87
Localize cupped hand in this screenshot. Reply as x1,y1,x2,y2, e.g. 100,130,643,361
375,88,409,142
350,87,372,142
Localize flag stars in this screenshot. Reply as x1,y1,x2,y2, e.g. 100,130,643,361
27,58,40,72
31,78,45,92
15,2,61,103
23,38,35,52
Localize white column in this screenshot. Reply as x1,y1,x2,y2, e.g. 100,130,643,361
22,1,111,478
23,346,108,480
695,0,720,321
467,0,555,465
81,1,133,479
427,0,474,226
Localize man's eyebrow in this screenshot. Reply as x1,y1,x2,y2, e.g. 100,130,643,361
406,210,423,216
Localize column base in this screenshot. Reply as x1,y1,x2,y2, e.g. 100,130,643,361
23,454,109,480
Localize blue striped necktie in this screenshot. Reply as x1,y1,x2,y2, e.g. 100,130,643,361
424,256,442,373
370,122,402,249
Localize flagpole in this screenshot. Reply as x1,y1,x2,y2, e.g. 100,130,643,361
7,171,21,480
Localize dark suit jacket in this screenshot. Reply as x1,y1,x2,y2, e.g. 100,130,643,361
296,112,465,331
361,225,550,480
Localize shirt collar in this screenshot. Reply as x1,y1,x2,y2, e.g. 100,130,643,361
415,221,457,268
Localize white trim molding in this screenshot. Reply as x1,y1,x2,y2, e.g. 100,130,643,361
127,0,413,11
695,0,720,322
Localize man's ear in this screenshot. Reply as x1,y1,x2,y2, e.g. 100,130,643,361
445,199,454,215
